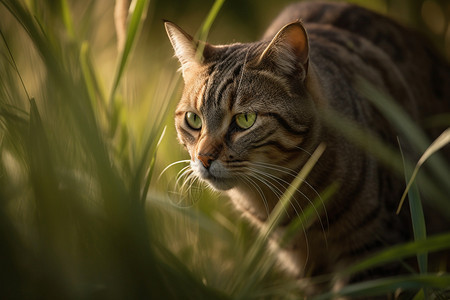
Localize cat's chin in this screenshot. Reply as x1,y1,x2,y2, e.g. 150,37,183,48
203,177,235,191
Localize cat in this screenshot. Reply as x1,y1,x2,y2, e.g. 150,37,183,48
164,1,450,296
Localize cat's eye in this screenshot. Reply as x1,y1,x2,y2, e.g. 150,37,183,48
185,112,202,130
235,112,257,129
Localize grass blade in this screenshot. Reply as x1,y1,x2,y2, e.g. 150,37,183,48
265,143,326,238
398,138,428,274
197,0,225,42
140,126,166,203
397,128,450,214
413,289,426,300
358,79,450,193
341,232,450,277
314,274,450,300
0,29,30,101
60,0,75,39
109,0,151,105
281,182,337,246
79,41,107,111
194,0,225,61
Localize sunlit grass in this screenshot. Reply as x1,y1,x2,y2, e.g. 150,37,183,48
0,0,449,299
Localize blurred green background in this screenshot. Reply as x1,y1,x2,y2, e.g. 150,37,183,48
0,0,449,299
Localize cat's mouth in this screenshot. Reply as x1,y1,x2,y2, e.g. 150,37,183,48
191,159,236,191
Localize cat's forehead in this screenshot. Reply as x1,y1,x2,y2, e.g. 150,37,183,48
177,70,228,132
181,47,247,100
199,44,264,105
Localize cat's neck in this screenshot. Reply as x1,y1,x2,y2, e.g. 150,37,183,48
227,180,279,222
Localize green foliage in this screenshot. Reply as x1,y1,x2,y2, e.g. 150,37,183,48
0,0,449,299
314,274,450,300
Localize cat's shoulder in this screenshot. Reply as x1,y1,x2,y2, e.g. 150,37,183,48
263,1,438,69
263,2,400,39
263,1,348,39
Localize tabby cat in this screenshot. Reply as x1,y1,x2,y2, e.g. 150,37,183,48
164,1,450,296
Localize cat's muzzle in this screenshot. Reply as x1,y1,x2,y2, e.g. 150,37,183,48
191,158,235,190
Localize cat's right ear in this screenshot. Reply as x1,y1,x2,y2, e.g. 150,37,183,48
256,21,309,80
164,21,211,80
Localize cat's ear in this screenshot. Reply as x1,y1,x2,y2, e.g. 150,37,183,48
164,21,212,80
257,21,309,79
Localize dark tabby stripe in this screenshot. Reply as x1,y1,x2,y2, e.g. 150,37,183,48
250,140,302,153
177,126,195,144
248,128,279,145
260,112,309,135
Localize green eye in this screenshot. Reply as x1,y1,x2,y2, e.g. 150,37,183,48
185,112,202,130
236,112,257,129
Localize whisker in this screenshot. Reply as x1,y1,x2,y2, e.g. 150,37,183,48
184,174,201,204
249,169,311,232
179,170,194,193
247,172,285,214
252,161,297,176
241,174,271,217
174,167,192,190
249,165,327,242
253,162,326,203
176,165,191,179
158,159,191,181
294,146,313,157
245,167,310,268
172,171,200,207
251,161,329,233
247,168,301,221
174,166,192,189
236,48,250,96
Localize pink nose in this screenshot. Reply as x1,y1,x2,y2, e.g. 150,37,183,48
197,154,214,169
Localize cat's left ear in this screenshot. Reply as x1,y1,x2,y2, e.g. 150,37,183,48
164,21,213,80
257,21,309,80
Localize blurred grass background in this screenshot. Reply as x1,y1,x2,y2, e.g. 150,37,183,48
0,0,449,299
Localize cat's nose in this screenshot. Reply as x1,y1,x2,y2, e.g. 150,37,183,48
198,154,214,169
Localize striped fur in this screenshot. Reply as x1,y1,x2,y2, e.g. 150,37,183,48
165,2,450,296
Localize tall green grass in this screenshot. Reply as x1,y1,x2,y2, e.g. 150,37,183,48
0,0,449,299
0,0,223,298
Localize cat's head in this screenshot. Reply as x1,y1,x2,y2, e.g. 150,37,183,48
165,21,319,192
